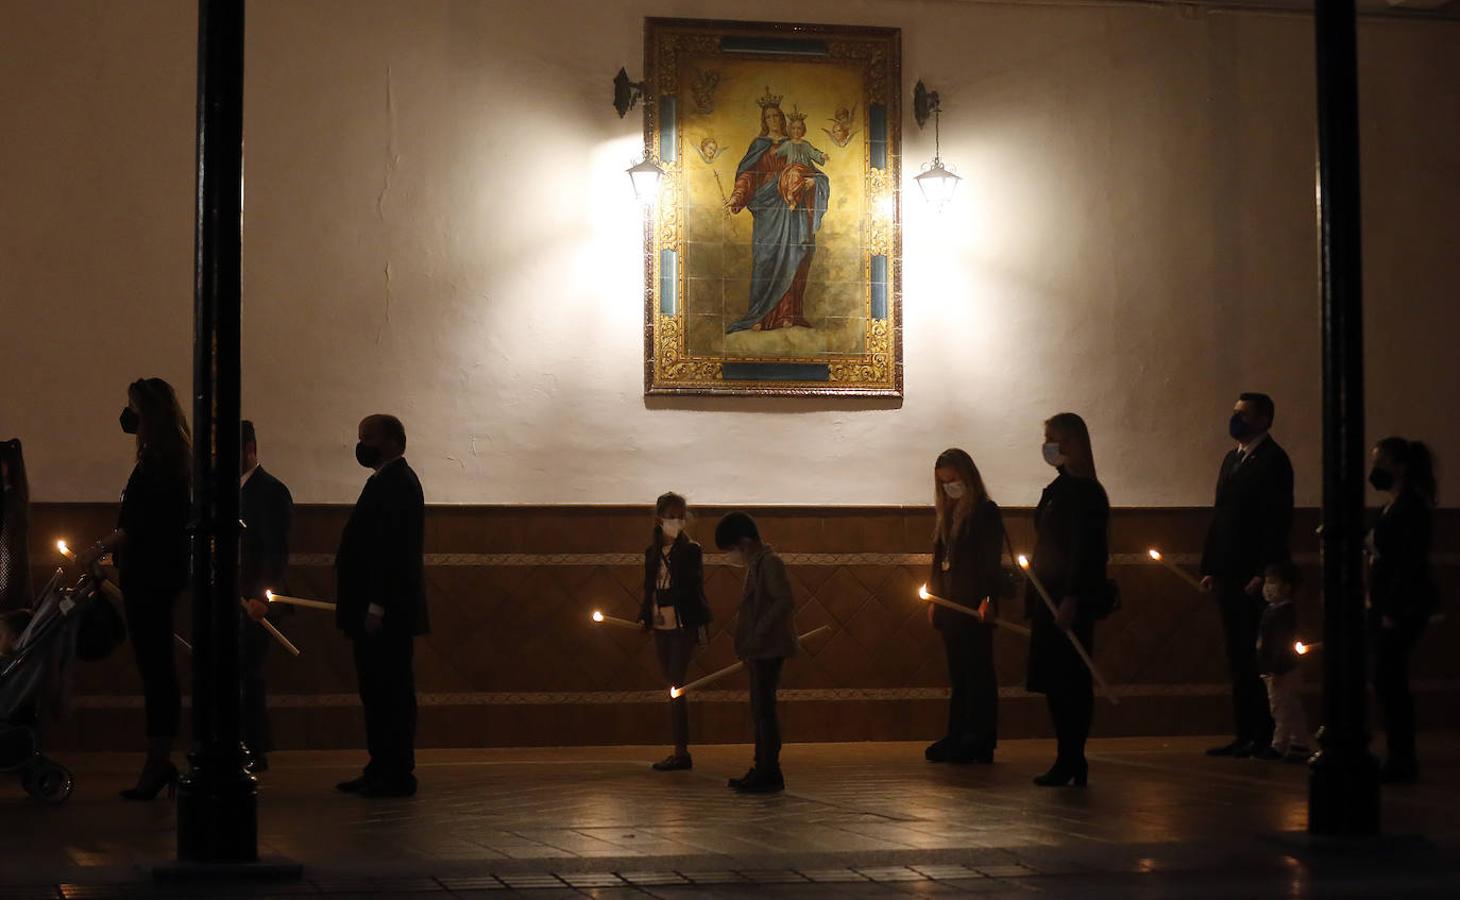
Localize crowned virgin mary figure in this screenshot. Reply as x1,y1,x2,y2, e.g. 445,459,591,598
725,88,831,333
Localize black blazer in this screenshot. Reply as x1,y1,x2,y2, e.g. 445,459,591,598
1368,488,1436,625
240,466,294,609
116,460,191,594
335,458,428,638
1201,436,1294,581
1025,471,1110,623
930,498,1006,630
640,535,712,630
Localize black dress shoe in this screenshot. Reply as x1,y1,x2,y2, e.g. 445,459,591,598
727,767,757,789
924,736,957,762
652,753,693,771
361,777,418,798
1032,760,1088,787
1206,739,1253,758
734,770,785,794
336,775,372,793
949,743,995,765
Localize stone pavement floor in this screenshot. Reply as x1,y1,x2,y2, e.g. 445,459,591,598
0,736,1457,898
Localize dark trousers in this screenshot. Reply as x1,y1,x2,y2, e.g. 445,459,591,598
940,624,997,752
655,627,697,751
239,614,272,756
352,630,417,783
1217,580,1273,746
1374,621,1424,765
123,587,181,740
1033,617,1094,768
747,657,784,774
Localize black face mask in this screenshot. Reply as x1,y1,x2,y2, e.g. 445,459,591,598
1368,467,1395,492
119,407,140,435
355,441,381,469
1228,413,1259,442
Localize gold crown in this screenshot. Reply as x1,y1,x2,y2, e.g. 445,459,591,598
756,86,783,108
786,105,807,123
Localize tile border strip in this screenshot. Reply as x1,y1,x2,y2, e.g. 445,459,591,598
279,551,1460,567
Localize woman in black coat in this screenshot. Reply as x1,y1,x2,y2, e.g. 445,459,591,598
925,448,1007,764
1025,413,1109,787
1367,436,1438,783
78,379,191,801
639,492,712,772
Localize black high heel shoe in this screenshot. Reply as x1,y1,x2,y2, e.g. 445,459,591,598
120,761,179,801
1032,760,1088,787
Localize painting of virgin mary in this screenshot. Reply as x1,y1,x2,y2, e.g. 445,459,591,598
724,92,830,333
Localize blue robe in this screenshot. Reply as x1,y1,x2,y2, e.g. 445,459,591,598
726,137,830,334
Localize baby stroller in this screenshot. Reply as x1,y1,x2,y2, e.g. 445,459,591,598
0,564,116,803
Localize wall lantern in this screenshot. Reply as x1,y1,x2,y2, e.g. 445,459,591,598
912,80,961,210
627,157,666,204
613,67,647,118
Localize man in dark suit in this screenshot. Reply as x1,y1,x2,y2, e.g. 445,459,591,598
239,420,294,774
334,414,427,798
1200,392,1294,757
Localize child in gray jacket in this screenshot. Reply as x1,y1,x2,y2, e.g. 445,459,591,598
716,512,799,793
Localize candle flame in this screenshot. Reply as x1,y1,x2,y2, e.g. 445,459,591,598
265,589,275,602
56,539,71,557
1295,641,1308,655
917,584,931,600
1017,554,1030,569
669,687,682,699
592,610,605,623
1148,549,1162,561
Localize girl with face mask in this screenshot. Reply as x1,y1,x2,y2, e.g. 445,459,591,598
1366,436,1439,784
925,449,1007,765
638,492,712,771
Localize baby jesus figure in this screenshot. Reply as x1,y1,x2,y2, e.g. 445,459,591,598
776,113,829,211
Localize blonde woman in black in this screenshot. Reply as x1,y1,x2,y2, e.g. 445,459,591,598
638,492,711,771
925,449,1007,764
77,378,191,800
1025,413,1109,787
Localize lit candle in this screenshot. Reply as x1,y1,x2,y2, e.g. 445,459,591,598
1147,549,1204,591
670,624,832,697
590,609,642,630
264,590,336,612
1016,554,1118,705
917,584,1032,637
57,539,124,604
241,599,302,657
1294,641,1322,656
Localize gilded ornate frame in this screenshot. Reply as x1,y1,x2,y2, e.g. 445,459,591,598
642,18,903,398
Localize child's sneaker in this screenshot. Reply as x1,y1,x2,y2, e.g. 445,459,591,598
1283,745,1312,764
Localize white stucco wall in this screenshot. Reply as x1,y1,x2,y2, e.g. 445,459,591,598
3,0,1458,506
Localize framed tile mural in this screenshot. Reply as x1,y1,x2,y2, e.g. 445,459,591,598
642,18,903,397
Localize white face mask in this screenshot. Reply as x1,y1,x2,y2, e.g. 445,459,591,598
1262,583,1286,604
1042,442,1066,468
941,481,966,500
661,519,684,539
724,548,746,568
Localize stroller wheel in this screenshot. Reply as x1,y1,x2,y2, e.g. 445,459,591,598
24,759,73,804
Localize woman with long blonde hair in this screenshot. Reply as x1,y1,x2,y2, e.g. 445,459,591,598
925,448,1007,764
78,378,192,801
1025,413,1109,787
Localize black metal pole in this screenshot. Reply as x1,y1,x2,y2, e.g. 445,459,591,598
1308,0,1379,837
177,0,255,862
